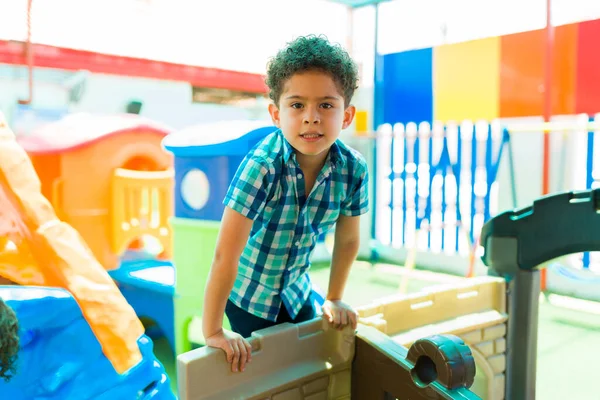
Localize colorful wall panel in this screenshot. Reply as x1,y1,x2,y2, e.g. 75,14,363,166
552,24,578,115
378,20,594,126
378,48,433,125
575,19,600,115
500,24,577,117
499,29,546,118
433,37,500,122
552,24,577,115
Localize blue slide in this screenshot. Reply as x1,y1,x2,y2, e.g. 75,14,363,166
0,286,176,399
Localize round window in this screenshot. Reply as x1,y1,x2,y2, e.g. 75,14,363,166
180,168,210,211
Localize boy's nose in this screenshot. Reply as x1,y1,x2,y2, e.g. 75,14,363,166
303,110,320,124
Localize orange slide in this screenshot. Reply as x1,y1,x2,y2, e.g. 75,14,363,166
0,112,144,374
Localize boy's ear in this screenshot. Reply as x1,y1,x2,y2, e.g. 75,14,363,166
268,103,281,128
342,105,356,130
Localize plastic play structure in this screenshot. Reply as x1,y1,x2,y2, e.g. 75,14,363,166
176,187,600,400
356,276,507,400
0,113,174,398
13,112,180,352
0,287,173,399
162,120,277,354
4,106,596,399
177,318,479,399
13,113,279,358
480,188,600,400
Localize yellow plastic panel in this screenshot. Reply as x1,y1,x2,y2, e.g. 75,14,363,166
434,37,500,123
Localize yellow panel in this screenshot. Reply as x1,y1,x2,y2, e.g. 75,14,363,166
434,37,500,123
355,110,369,133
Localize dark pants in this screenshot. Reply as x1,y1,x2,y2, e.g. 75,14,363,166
225,292,318,338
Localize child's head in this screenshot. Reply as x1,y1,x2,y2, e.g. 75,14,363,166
266,35,359,162
266,35,358,107
0,298,19,382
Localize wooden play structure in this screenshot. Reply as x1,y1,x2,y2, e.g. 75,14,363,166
178,318,479,399
356,276,507,400
17,113,175,271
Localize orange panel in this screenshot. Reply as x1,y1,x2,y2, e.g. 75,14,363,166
500,25,578,118
552,24,578,115
500,29,545,118
575,19,600,115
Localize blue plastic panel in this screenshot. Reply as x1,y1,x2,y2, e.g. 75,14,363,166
0,286,175,399
166,122,277,221
162,120,276,157
377,48,433,126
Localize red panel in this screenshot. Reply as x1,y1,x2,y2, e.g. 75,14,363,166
575,19,600,115
0,40,267,93
500,29,545,117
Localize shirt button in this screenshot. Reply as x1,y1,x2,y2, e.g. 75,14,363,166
297,173,303,179
295,241,300,246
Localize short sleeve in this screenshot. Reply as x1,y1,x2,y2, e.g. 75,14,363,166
223,156,271,220
340,158,369,217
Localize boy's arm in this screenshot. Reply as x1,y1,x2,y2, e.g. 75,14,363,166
326,214,361,301
202,206,254,339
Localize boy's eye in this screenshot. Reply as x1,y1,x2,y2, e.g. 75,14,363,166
320,103,333,109
291,103,303,109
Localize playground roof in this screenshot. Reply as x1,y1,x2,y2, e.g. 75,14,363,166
17,113,173,155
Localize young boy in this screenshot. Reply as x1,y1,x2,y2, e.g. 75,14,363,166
202,35,369,373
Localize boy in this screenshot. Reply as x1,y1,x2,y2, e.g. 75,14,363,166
202,35,369,373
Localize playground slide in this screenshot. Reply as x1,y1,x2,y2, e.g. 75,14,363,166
0,111,174,395
0,286,173,399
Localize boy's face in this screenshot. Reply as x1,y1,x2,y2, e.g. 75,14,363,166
268,70,355,163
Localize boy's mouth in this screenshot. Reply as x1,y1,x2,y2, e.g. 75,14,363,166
300,132,324,140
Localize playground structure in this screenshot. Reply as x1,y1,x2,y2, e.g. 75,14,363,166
162,120,277,354
9,113,280,358
176,187,600,400
0,112,175,398
480,188,600,400
17,112,175,270
2,108,598,399
177,317,479,399
356,276,507,400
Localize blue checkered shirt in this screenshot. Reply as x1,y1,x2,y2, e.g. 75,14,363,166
223,130,369,321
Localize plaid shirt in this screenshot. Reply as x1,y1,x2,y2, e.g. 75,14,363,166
223,130,369,321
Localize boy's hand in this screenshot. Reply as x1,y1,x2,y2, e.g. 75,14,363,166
205,328,252,372
322,299,358,330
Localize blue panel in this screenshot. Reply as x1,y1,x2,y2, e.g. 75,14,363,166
380,48,433,125
174,153,246,220
165,122,277,221
110,260,175,353
0,286,175,399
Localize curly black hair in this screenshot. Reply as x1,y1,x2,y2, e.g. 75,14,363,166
0,298,19,381
266,34,359,107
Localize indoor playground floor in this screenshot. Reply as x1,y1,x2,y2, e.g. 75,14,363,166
153,261,600,399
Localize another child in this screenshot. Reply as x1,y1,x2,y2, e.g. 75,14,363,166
202,35,369,373
0,297,19,381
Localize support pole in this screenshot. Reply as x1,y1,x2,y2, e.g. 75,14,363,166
506,268,540,400
541,0,554,290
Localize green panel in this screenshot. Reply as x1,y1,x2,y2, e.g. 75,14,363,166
172,216,220,296
171,217,230,354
